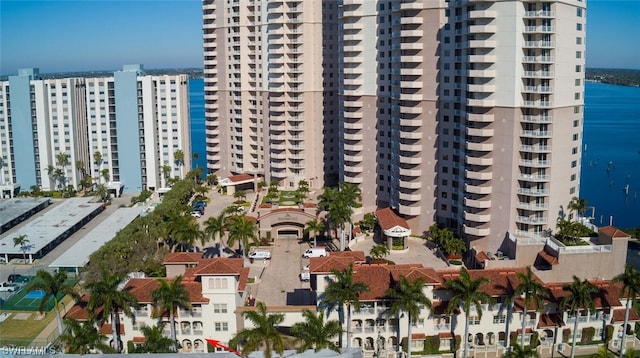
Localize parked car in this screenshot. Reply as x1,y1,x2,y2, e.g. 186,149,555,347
7,274,22,283
191,211,202,218
302,247,327,258
0,282,17,292
193,201,207,208
300,269,310,282
248,251,271,260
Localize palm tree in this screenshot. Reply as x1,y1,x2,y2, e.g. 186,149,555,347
612,264,640,356
444,267,492,358
26,269,78,334
46,165,55,189
94,151,103,173
174,149,185,179
233,190,247,203
230,301,286,358
12,234,30,262
591,345,613,358
95,183,108,202
56,152,69,170
568,197,588,219
135,323,175,353
369,244,390,261
290,309,342,353
192,152,199,168
560,276,599,358
204,213,227,244
151,275,192,351
170,216,204,252
54,168,65,190
59,318,114,354
206,173,218,186
504,342,540,358
322,263,370,348
161,164,172,187
100,168,110,184
386,276,433,354
226,216,259,257
514,266,549,347
304,219,324,247
297,179,310,199
86,268,138,353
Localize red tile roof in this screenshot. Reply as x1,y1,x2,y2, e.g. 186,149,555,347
375,208,409,231
353,265,392,301
537,250,559,265
613,308,640,323
389,266,441,285
64,294,101,321
328,251,366,261
538,313,565,328
475,251,490,263
439,332,454,339
123,278,209,304
100,323,124,335
228,173,254,183
191,258,245,276
303,203,317,208
412,333,426,339
163,252,203,264
547,281,624,308
133,336,146,343
599,226,630,239
309,256,357,273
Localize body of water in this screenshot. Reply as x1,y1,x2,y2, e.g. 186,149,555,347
581,82,640,229
188,78,640,229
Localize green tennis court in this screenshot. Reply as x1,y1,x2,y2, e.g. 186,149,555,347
0,277,77,312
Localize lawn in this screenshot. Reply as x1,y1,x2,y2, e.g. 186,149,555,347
261,190,303,206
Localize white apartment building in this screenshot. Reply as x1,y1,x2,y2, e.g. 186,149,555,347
0,65,191,195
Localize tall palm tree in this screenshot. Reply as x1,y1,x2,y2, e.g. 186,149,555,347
151,275,192,351
204,213,227,244
560,276,599,358
226,216,259,258
94,151,103,180
386,276,433,354
444,267,492,358
591,345,614,358
514,266,549,347
12,234,30,262
230,301,286,358
612,264,640,356
322,263,370,348
135,323,175,353
297,179,310,199
56,152,69,170
192,152,199,168
100,168,110,184
161,164,172,187
26,269,78,334
290,309,342,353
59,318,114,354
233,190,247,203
504,342,540,358
54,168,65,190
86,268,138,353
169,216,204,252
304,219,324,247
174,149,185,179
369,244,390,261
46,165,55,189
568,197,588,219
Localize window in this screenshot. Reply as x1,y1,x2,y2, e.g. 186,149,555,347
213,304,227,313
575,79,581,86
570,187,576,194
576,8,582,17
571,174,576,181
214,322,229,331
493,315,506,324
469,316,480,325
576,51,582,59
575,93,580,100
575,65,581,72
571,160,577,168
576,37,582,45
573,133,579,141
572,147,578,154
574,106,581,114
573,119,580,127
576,23,582,31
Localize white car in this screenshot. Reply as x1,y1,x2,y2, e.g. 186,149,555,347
0,282,16,292
191,211,202,218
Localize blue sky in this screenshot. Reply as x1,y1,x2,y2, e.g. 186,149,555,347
1,0,638,75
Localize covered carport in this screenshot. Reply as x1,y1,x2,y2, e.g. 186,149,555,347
218,173,256,196
375,207,412,250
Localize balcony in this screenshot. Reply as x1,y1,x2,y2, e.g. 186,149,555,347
517,202,548,210
523,56,554,64
399,191,421,201
464,225,490,236
464,211,491,222
524,26,556,33
524,10,555,18
523,71,554,78
465,156,493,166
520,145,551,153
519,173,550,181
399,143,422,152
517,188,549,196
468,10,497,19
519,159,551,167
467,113,494,122
521,115,552,123
466,142,493,151
399,167,422,177
466,170,492,180
465,198,492,209
468,69,496,78
465,183,492,195
466,127,494,137
522,86,553,93
523,41,555,48
521,130,552,138
516,216,548,224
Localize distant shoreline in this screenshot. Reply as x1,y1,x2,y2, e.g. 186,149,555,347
585,68,640,87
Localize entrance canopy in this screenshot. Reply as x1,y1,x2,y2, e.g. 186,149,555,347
218,173,254,187
375,208,411,238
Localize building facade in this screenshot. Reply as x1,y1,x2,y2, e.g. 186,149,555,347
0,65,191,195
203,0,587,254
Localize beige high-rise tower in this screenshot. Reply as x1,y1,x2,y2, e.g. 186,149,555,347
204,0,586,252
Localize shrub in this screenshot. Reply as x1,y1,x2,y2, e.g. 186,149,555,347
531,331,540,347
605,325,614,343
562,328,571,343
581,327,595,345
425,335,440,354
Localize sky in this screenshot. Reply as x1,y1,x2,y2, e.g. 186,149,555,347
1,0,639,76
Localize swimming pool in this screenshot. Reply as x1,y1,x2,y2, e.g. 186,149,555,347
25,290,46,299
